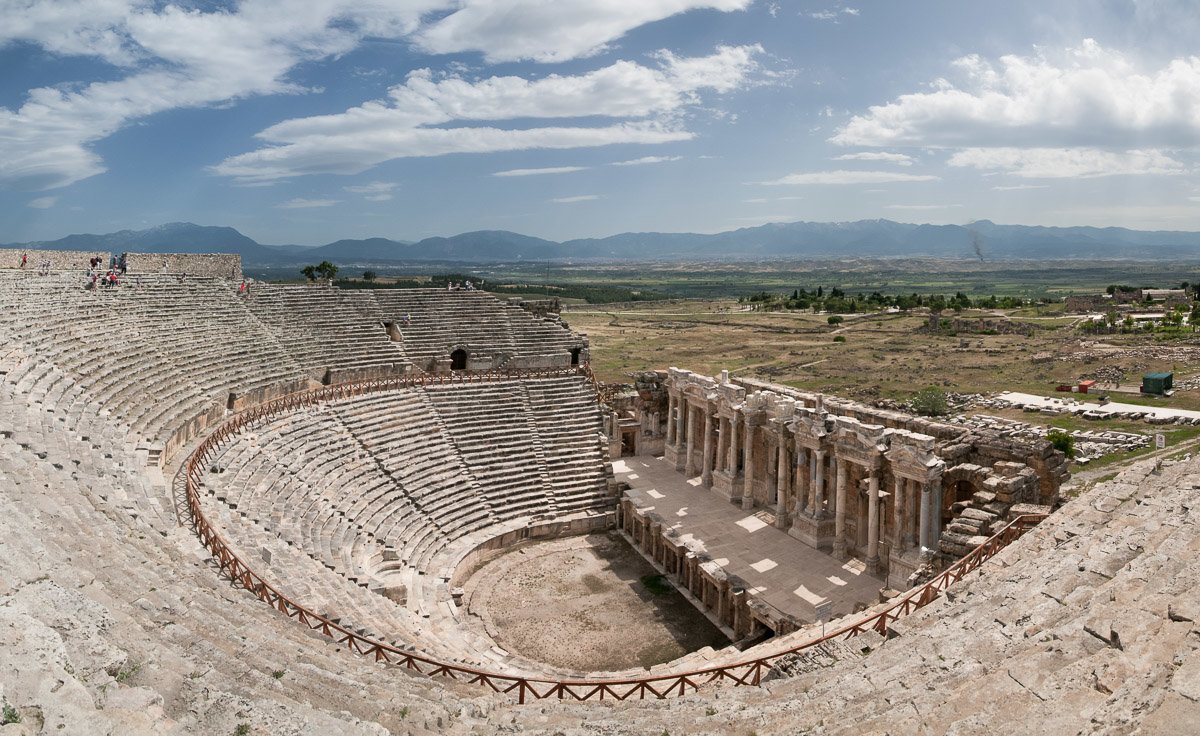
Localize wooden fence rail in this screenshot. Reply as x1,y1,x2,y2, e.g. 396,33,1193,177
184,367,1047,704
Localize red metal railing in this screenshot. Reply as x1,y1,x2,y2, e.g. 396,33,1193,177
184,368,1047,703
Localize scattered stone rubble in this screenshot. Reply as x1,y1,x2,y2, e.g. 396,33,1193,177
1057,343,1200,366
986,392,1200,426
944,412,1150,462
874,394,1152,462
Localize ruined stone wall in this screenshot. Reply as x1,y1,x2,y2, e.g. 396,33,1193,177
509,296,562,317
630,370,668,455
0,248,108,271
1066,295,1108,313
732,375,1065,496
124,252,242,279
618,497,800,639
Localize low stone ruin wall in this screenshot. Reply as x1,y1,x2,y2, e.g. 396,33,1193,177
618,496,803,640
735,376,1068,499
446,512,616,590
0,248,108,272
124,252,242,279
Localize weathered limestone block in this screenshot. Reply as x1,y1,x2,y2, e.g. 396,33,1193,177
1008,503,1054,520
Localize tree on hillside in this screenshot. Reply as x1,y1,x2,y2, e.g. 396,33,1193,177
1046,429,1076,458
362,270,377,281
910,386,949,416
301,261,339,282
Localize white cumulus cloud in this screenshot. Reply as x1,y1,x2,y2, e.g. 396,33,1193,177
344,181,399,200
0,0,437,191
0,0,751,192
493,166,588,177
758,170,939,185
611,155,683,166
551,194,600,203
28,196,58,209
832,151,914,166
809,6,859,21
416,0,752,63
277,198,341,209
832,40,1200,150
214,45,764,183
948,148,1187,178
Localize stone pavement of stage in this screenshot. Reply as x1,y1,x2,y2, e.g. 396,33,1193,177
614,456,885,623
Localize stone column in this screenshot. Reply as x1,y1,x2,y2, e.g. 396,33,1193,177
715,415,729,473
701,409,715,486
676,393,686,451
919,480,933,553
892,475,905,550
866,469,880,572
685,404,697,476
775,435,789,528
765,440,777,505
904,478,918,548
812,449,825,516
931,476,944,547
833,458,848,559
666,392,677,446
794,442,808,516
741,417,755,510
729,413,741,474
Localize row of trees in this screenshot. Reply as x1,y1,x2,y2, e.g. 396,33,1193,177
740,287,1025,314
1079,302,1200,334
327,270,668,304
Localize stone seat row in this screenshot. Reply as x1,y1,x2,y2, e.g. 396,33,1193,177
200,375,610,616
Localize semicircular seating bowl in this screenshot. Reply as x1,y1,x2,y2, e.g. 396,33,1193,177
0,272,616,676
194,375,617,673
0,270,1075,726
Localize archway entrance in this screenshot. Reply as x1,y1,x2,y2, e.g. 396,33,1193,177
450,349,468,371
570,347,581,366
943,478,979,528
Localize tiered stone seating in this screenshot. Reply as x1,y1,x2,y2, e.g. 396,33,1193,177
372,290,518,366
372,289,582,369
0,274,414,450
0,380,480,733
245,285,411,377
502,302,581,358
329,390,494,564
423,381,556,522
522,377,613,514
193,375,614,666
0,270,641,722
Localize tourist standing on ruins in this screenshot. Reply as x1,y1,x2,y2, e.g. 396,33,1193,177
20,253,26,268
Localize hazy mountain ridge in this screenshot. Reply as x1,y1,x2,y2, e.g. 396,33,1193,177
5,219,1200,266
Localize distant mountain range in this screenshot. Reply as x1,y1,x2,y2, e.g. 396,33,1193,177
6,219,1200,267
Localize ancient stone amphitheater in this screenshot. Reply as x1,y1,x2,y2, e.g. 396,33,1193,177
1,254,1198,735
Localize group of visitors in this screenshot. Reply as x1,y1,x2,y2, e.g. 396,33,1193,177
17,252,52,275
87,264,122,288
19,252,51,275
447,280,479,291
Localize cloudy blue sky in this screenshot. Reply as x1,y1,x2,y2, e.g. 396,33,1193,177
3,0,1200,245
